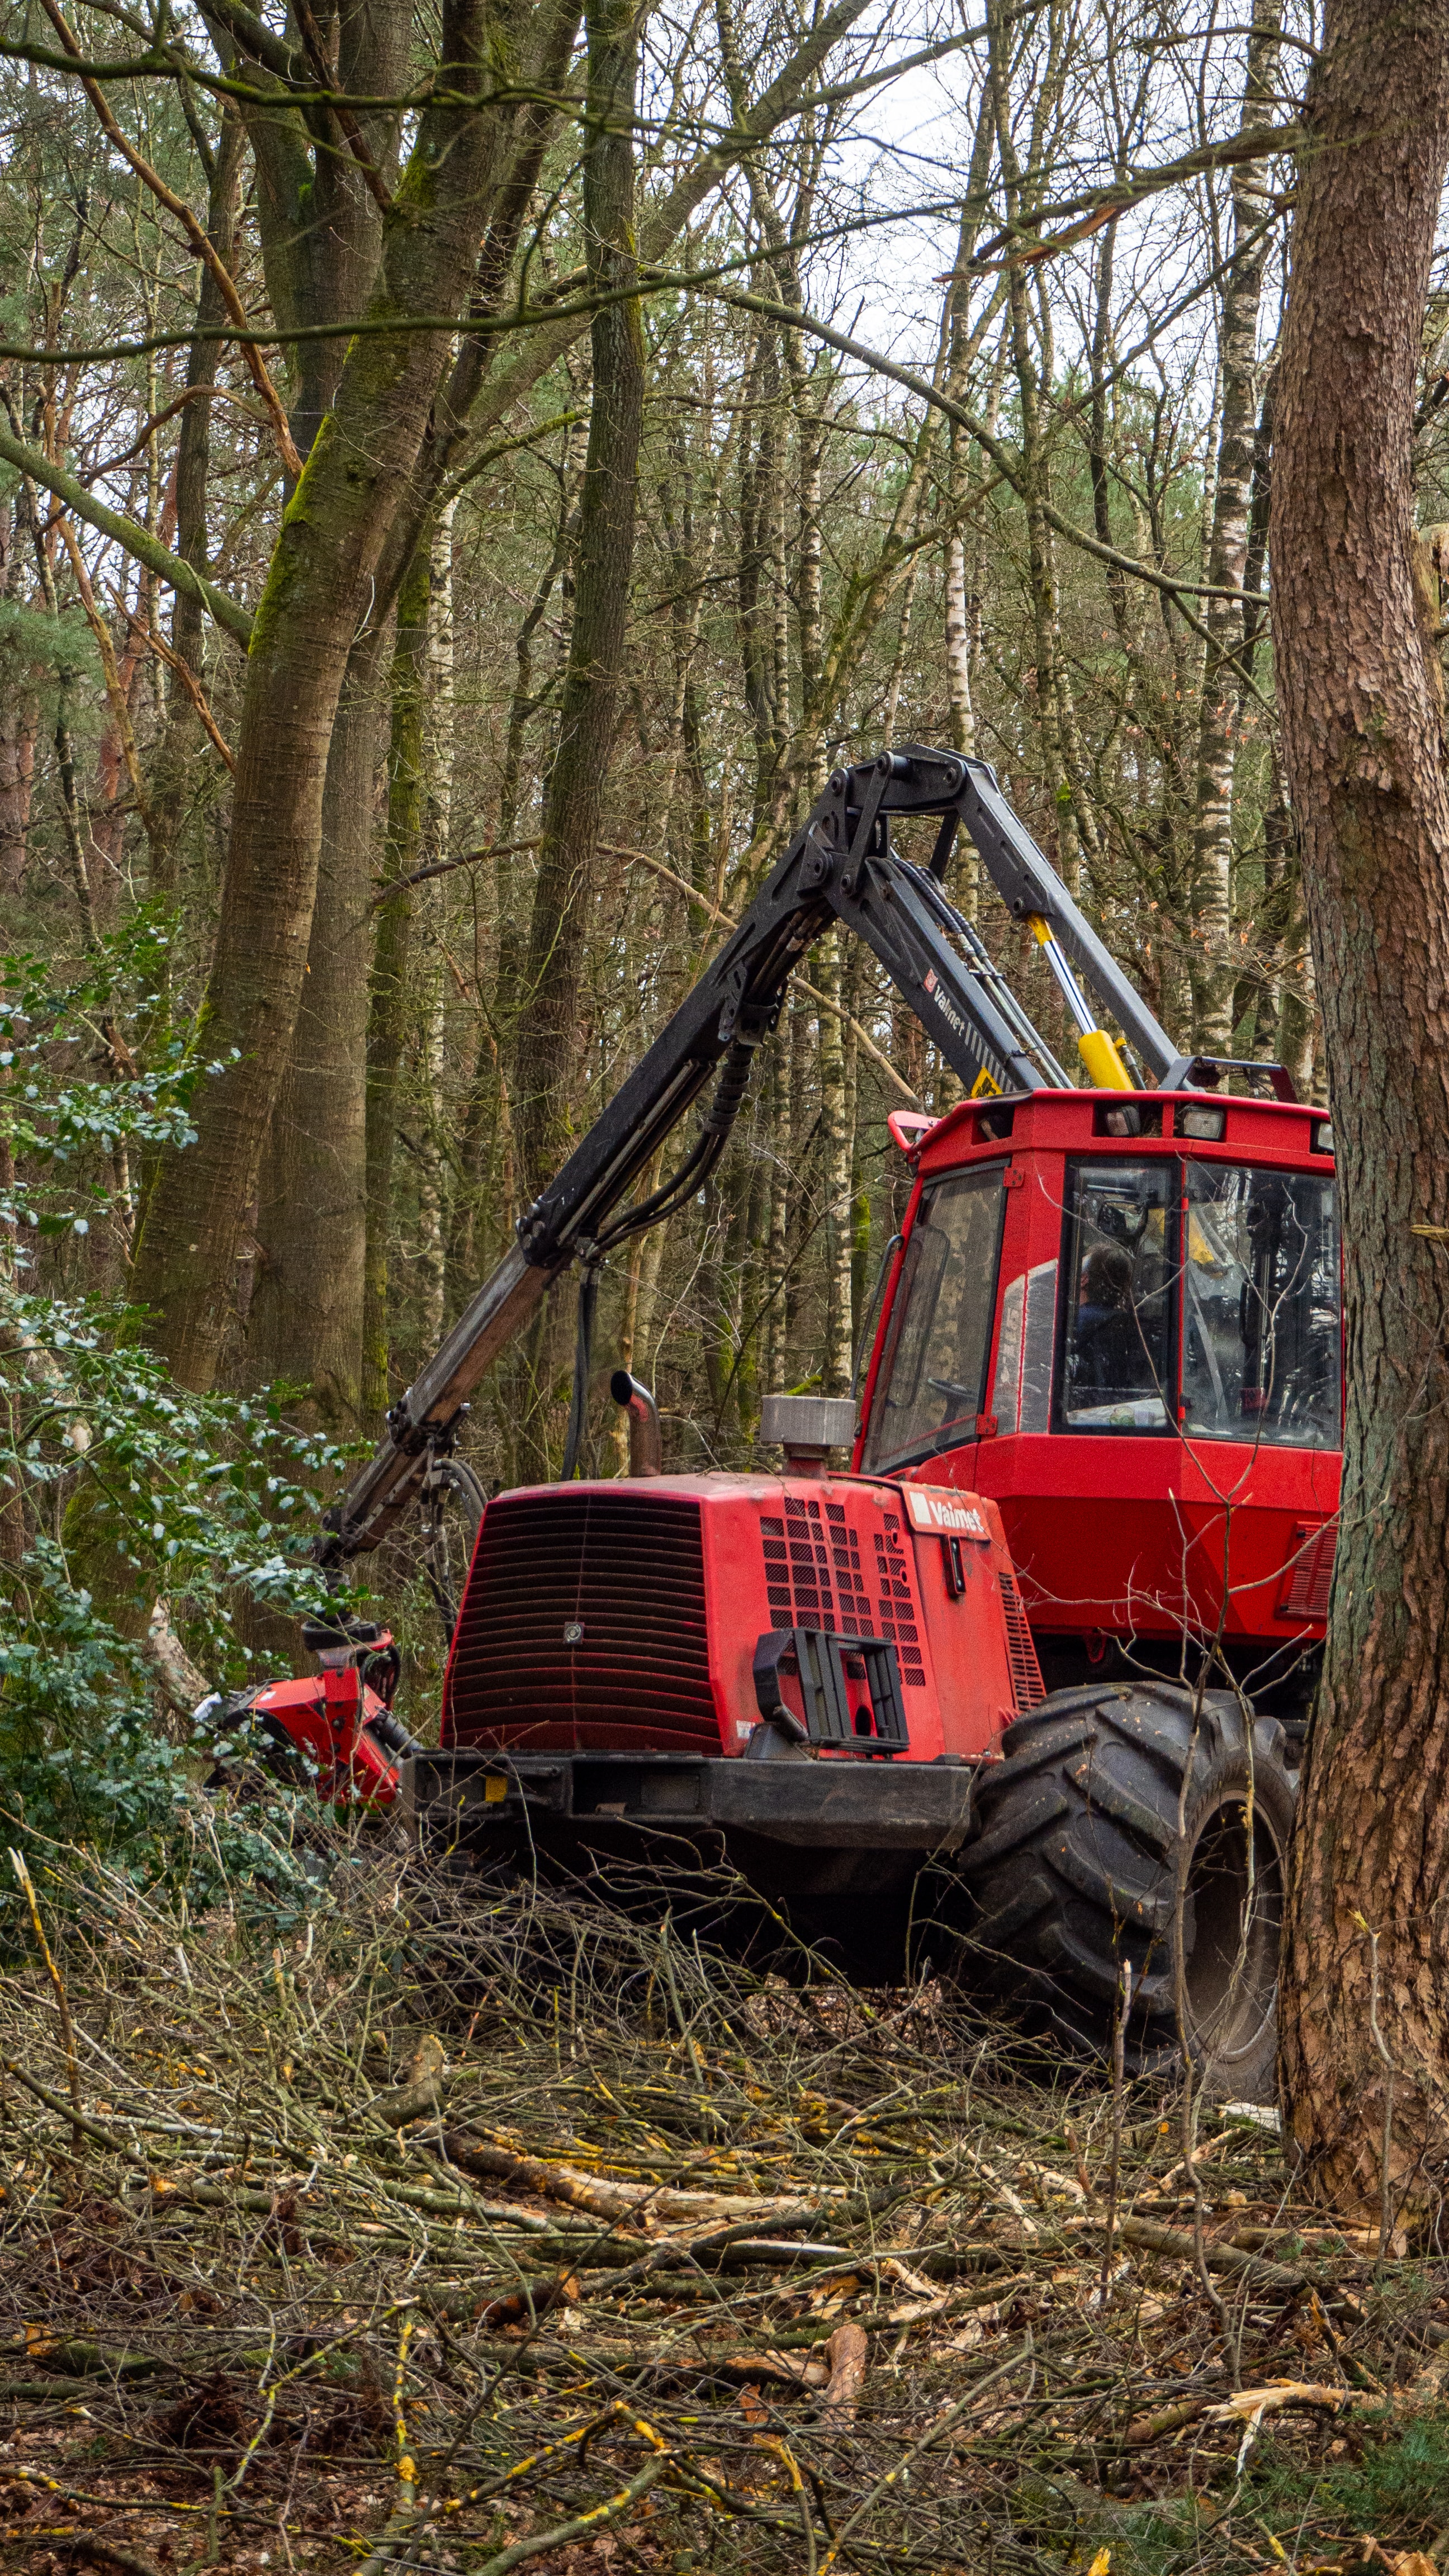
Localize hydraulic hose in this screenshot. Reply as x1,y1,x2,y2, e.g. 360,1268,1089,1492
589,1040,759,1259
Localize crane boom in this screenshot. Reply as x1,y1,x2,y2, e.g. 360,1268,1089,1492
320,745,1281,1565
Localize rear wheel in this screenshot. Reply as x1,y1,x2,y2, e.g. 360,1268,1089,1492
959,1682,1294,2100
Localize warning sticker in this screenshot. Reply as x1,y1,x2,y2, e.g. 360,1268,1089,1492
900,1485,991,1541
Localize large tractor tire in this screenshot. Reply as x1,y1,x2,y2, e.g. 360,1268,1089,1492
960,1682,1295,2100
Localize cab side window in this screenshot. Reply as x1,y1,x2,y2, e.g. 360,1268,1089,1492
1058,1161,1175,1433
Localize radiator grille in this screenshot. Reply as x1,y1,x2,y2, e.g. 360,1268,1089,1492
445,1491,719,1752
1277,1521,1336,1623
997,1566,1045,1711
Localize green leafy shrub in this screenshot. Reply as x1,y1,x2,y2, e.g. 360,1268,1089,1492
0,920,362,1895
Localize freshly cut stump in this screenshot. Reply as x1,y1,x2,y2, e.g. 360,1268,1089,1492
960,1682,1295,2099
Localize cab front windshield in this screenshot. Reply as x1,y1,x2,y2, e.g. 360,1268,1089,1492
1059,1162,1174,1430
1058,1155,1340,1445
1180,1163,1339,1447
865,1149,1341,1466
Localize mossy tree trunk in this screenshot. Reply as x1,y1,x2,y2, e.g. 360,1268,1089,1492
245,622,387,1434
514,0,646,1201
227,1,407,1419
362,546,430,1424
129,0,552,1391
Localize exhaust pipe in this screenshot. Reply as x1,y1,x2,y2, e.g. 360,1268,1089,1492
609,1369,663,1477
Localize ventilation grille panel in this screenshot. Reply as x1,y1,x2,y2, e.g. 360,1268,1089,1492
1277,1522,1336,1623
447,1491,718,1751
997,1566,1045,1711
758,1498,926,1686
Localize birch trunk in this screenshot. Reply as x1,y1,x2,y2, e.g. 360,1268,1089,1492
943,532,975,761
1189,3,1284,1054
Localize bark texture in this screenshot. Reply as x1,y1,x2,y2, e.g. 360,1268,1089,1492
0,503,35,896
244,625,385,1432
148,103,246,888
363,546,430,1422
216,1,407,1414
1273,0,1449,2217
514,0,646,1199
129,0,541,1389
1188,0,1282,1053
240,1,408,472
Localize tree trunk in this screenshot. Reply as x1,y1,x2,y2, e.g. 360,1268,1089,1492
817,940,853,1398
245,623,385,1432
943,532,975,760
239,2,409,472
736,330,783,824
415,503,457,1352
760,1019,794,1401
128,4,536,1391
0,503,36,898
149,102,245,890
514,0,646,1201
1188,2,1282,1054
1273,0,1449,2220
988,0,1080,892
362,545,430,1422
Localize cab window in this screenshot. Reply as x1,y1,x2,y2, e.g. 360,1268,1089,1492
1058,1161,1175,1432
1180,1163,1341,1447
861,1166,1006,1472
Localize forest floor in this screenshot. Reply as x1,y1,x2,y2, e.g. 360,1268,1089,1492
2,1826,1447,2576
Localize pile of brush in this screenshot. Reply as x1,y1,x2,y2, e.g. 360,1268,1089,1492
1,1825,1447,2575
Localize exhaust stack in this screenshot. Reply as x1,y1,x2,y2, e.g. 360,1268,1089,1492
610,1370,663,1477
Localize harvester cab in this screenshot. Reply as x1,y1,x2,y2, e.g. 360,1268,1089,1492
859,1078,1338,1719
242,746,1333,2092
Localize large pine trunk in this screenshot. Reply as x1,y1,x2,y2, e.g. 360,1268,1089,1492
1273,0,1449,2216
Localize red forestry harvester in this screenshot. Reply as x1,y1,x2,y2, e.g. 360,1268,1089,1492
229,749,1337,2093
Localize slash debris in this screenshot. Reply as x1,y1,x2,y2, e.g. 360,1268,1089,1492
1,1830,1447,2573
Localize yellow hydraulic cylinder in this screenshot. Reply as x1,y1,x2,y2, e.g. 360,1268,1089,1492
1025,915,1135,1092
1076,1026,1134,1091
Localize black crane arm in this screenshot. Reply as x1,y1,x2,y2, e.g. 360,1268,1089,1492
321,745,1265,1565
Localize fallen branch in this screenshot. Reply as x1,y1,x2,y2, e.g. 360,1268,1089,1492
1115,2216,1310,2294
820,2319,868,2423
442,2131,825,2223
56,2537,164,2576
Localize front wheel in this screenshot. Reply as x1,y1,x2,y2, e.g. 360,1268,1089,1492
959,1682,1295,2101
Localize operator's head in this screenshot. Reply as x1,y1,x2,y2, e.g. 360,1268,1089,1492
1083,1243,1132,1308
